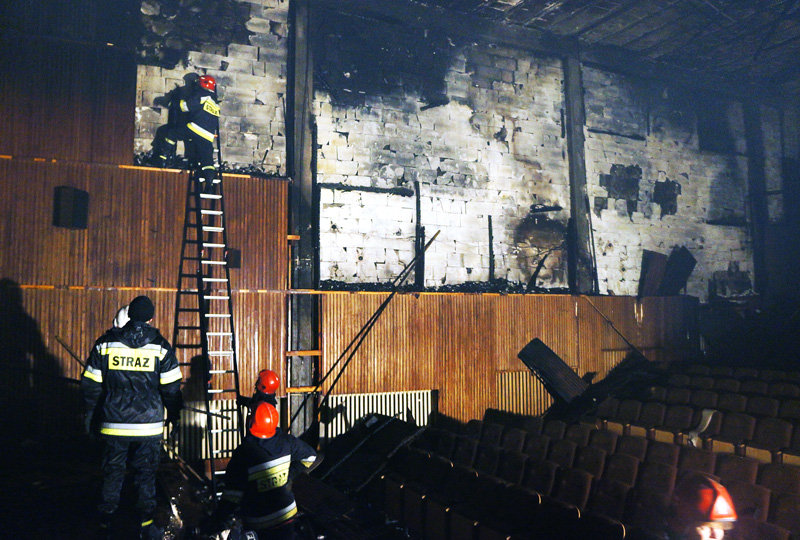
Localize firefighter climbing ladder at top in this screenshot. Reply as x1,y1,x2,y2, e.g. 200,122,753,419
171,156,243,496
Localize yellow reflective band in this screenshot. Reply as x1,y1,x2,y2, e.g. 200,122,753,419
187,122,215,142
179,100,189,112
245,502,297,529
160,367,181,385
100,422,163,437
83,369,102,383
141,520,153,527
202,166,216,171
165,138,175,144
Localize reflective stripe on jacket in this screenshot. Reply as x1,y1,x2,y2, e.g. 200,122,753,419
221,433,317,530
81,321,182,439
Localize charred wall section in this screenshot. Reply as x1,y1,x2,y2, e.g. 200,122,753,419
583,67,787,300
313,11,570,288
135,0,289,172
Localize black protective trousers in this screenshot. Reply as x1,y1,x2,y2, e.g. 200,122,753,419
152,124,216,182
99,437,161,518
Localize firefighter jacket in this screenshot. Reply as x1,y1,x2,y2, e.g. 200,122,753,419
237,390,277,410
179,87,220,143
81,321,182,439
219,433,317,530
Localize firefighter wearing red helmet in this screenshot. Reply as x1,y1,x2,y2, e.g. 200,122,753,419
151,73,220,193
205,403,319,539
666,472,737,539
237,369,280,410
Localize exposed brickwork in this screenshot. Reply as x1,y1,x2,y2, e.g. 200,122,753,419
131,4,791,301
315,31,570,288
134,0,288,174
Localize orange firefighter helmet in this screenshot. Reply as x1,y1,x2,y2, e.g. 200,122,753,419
669,472,737,532
256,369,280,394
198,75,216,92
248,402,279,439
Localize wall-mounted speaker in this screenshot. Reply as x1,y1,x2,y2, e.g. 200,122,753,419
226,248,241,269
53,186,89,229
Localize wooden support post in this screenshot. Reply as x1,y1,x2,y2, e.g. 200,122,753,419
563,54,596,294
288,0,319,436
744,103,768,296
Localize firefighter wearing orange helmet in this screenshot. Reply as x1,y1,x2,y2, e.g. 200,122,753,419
204,403,319,539
238,368,280,410
666,472,737,539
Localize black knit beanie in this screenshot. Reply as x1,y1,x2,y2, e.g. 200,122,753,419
128,295,155,322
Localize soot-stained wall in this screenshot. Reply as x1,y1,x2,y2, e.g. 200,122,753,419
582,67,783,299
314,12,570,288
130,2,794,300
134,0,288,173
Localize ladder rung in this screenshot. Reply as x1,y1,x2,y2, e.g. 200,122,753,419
203,243,225,248
202,227,224,232
209,351,234,356
201,260,227,265
202,277,228,282
209,369,235,374
200,193,221,200
204,295,230,300
201,210,223,215
207,332,233,336
208,389,237,394
205,314,231,318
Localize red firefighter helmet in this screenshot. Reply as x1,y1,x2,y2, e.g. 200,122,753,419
669,473,737,533
256,369,280,394
198,75,216,92
248,402,279,439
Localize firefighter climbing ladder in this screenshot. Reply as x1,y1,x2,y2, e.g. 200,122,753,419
172,170,244,495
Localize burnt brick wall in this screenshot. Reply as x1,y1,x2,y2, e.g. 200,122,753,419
134,0,287,173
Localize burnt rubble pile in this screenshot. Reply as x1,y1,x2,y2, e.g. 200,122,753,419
319,279,569,294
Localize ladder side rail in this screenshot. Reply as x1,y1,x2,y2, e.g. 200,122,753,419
193,173,220,495
215,175,245,438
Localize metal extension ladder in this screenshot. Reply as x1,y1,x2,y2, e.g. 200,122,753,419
172,170,244,495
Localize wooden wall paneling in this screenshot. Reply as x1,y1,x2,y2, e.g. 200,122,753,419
90,46,136,165
86,167,185,288
232,291,287,396
319,293,698,423
0,160,90,285
0,38,133,163
224,176,288,291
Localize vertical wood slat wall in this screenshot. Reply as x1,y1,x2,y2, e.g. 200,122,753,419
0,37,136,165
0,159,289,437
320,293,697,423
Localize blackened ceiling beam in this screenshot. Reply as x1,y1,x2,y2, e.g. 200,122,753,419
571,0,647,39
318,0,785,102
617,6,686,49
584,0,681,46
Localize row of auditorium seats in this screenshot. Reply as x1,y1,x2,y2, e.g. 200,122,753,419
665,363,800,383
645,385,800,419
593,395,800,464
372,413,798,539
664,373,800,398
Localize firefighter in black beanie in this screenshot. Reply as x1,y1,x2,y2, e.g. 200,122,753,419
82,295,183,539
151,74,220,193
